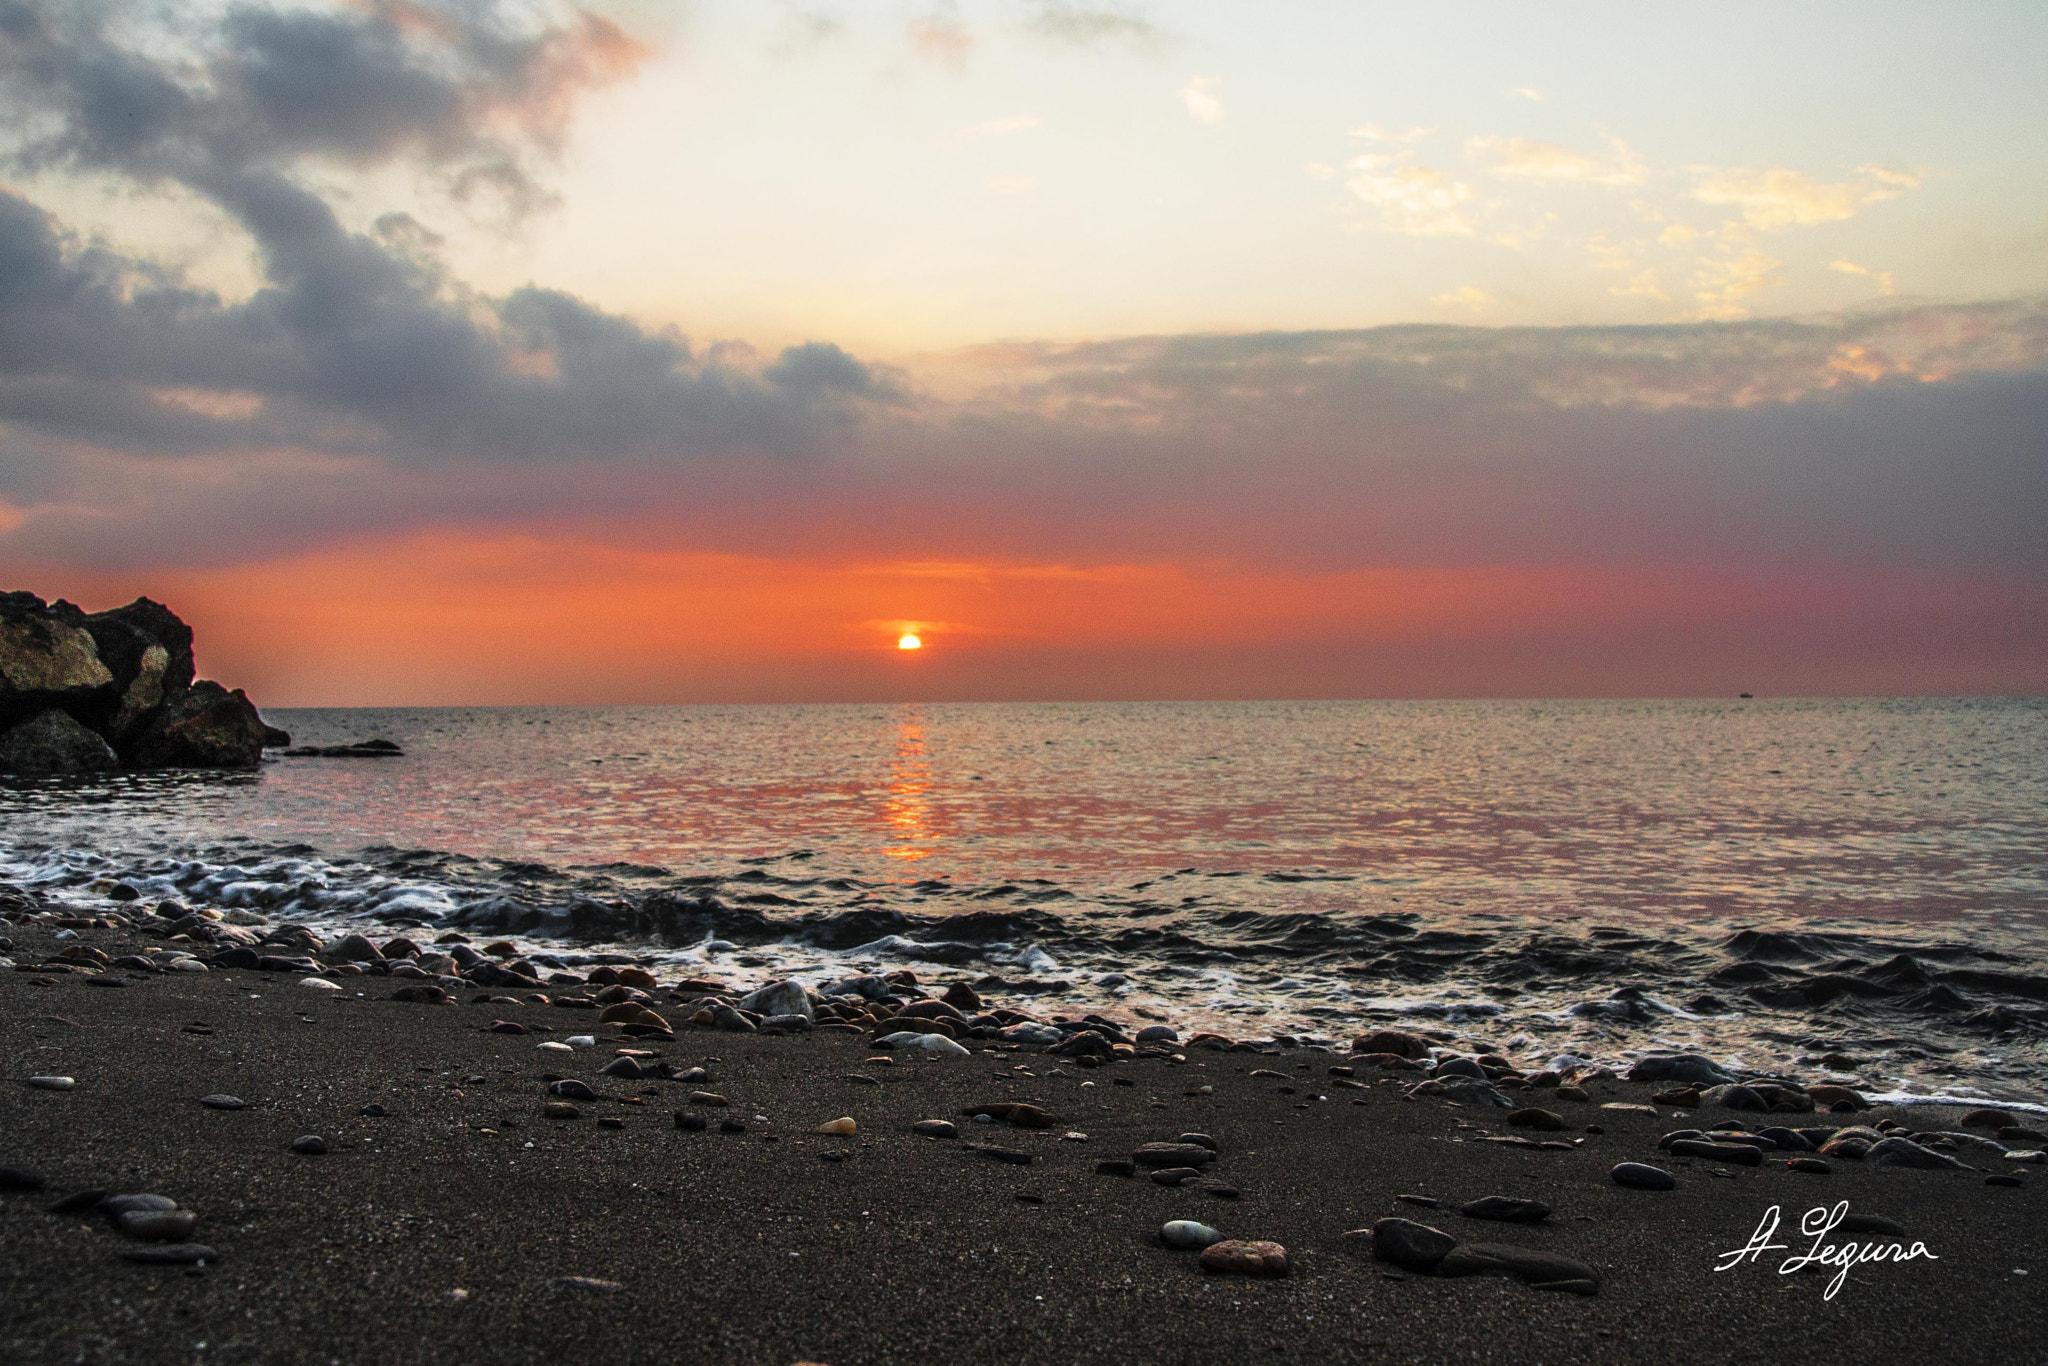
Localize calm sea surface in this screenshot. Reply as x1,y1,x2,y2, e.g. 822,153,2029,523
5,699,2046,1101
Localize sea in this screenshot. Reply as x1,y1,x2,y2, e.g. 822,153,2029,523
5,698,2046,1105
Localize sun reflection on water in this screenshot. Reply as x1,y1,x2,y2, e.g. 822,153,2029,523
881,709,936,863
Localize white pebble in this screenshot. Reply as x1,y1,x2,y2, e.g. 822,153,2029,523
566,1035,597,1048
1161,1220,1224,1250
536,1041,573,1052
299,977,342,991
27,1076,76,1090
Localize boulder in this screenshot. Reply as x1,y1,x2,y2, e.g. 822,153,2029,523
77,599,193,741
0,708,118,774
127,682,267,769
0,592,114,727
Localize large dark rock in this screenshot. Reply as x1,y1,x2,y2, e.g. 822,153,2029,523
127,681,267,769
0,592,115,727
0,708,119,774
78,598,195,741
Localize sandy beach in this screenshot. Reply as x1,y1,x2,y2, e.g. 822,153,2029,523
3,914,2044,1366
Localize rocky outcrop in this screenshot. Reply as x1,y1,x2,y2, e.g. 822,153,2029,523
0,591,286,774
0,592,115,724
0,708,120,774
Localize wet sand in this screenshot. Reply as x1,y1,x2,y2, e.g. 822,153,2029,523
2,921,2044,1365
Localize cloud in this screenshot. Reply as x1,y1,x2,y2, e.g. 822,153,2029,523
1345,154,1477,237
1690,165,1920,232
1023,2,1169,51
1350,123,1436,143
1468,133,1645,187
0,5,896,469
1432,286,1493,311
934,114,1044,151
1505,87,1545,102
907,13,976,72
1179,75,1225,124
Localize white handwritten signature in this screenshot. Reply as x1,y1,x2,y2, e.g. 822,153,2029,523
1715,1201,1938,1299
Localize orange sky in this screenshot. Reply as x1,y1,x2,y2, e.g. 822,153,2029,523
22,532,2045,704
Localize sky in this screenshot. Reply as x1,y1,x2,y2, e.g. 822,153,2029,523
0,0,2044,703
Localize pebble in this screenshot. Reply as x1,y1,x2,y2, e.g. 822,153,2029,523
1395,1194,1439,1208
25,1077,75,1091
1459,1196,1552,1223
1198,1240,1291,1277
688,1091,731,1108
359,1104,388,1117
104,1194,179,1215
1368,1217,1457,1272
1787,1157,1832,1174
490,1021,528,1035
912,1120,958,1139
48,1189,106,1213
598,1117,625,1130
119,1209,200,1241
537,1041,573,1053
1061,1131,1089,1142
1506,1108,1567,1131
555,1276,623,1293
976,1146,1036,1165
1438,1243,1599,1293
1669,1139,1762,1166
1176,1132,1220,1152
1161,1220,1225,1250
675,1112,708,1131
543,1102,581,1119
565,1035,597,1048
718,1119,747,1133
0,1166,47,1191
290,1135,327,1155
601,1057,643,1079
1839,1213,1906,1236
198,1095,246,1110
549,1079,599,1101
1151,1167,1204,1186
121,1244,219,1265
1204,1184,1242,1200
1611,1162,1676,1190
1987,1174,2024,1187
675,1067,709,1084
299,977,341,992
816,1117,858,1136
1133,1142,1217,1168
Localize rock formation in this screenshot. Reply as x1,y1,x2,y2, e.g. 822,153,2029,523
0,591,285,774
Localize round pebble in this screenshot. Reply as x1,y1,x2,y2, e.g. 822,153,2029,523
1161,1220,1225,1250
816,1117,857,1136
674,1111,708,1131
290,1135,328,1155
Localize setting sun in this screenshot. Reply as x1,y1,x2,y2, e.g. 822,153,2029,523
897,633,922,650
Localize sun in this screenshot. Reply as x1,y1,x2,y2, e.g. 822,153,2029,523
897,633,922,650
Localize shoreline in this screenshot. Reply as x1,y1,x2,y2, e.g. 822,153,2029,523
4,913,2046,1364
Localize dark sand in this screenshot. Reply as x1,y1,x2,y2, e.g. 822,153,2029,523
3,922,2044,1365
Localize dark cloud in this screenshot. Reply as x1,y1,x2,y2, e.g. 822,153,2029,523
1021,2,1170,52
0,2,894,468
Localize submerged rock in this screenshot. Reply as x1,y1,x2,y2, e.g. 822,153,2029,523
0,709,118,774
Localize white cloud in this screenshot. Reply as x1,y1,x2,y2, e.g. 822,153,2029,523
1830,259,1871,276
1691,245,1782,319
934,115,1045,151
1690,165,1920,232
1610,269,1667,300
1346,153,1477,236
1180,76,1225,124
1350,123,1437,143
1831,260,1898,296
1505,87,1545,102
1432,286,1493,310
1468,133,1645,187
